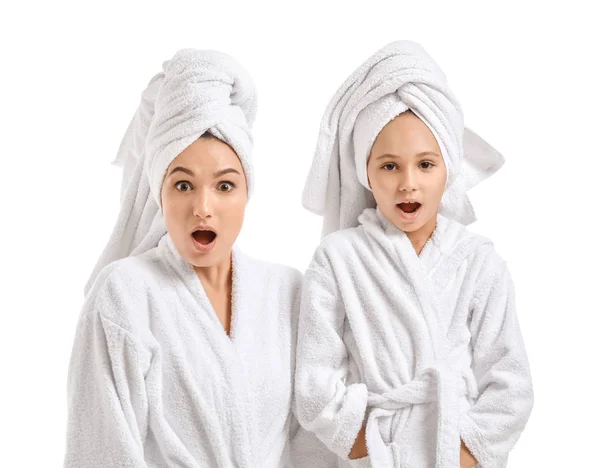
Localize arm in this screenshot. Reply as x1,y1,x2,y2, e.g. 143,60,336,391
64,294,151,467
294,251,369,460
288,268,340,468
460,252,534,468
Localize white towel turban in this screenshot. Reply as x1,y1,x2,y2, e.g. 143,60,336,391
302,40,504,238
85,49,257,294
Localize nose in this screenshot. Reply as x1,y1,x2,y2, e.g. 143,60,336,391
193,189,213,219
398,167,419,192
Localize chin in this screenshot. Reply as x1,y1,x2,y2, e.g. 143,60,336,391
190,244,234,269
187,255,215,269
172,239,214,267
397,222,421,232
382,208,422,233
393,219,425,233
187,248,222,267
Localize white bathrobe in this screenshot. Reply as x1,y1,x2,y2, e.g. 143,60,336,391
65,233,334,468
295,208,534,468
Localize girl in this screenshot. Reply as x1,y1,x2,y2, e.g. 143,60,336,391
295,41,534,468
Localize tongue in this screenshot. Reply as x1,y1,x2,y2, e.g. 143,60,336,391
193,230,216,245
400,203,420,213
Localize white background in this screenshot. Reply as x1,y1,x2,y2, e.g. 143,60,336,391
1,1,598,466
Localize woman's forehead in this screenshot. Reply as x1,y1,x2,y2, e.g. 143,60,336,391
170,139,243,171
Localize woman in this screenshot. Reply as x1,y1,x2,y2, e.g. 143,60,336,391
295,41,534,468
64,49,333,468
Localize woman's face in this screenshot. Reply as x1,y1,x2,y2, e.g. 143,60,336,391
161,137,248,268
366,111,447,234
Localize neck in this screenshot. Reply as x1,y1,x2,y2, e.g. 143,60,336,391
406,212,438,255
193,252,233,292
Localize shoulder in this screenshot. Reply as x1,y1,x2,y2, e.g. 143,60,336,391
440,217,502,266
311,227,366,265
82,249,164,332
91,250,163,295
237,250,303,290
438,217,512,289
464,238,513,301
463,232,506,274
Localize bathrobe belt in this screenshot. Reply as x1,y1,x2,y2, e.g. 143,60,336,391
365,364,478,467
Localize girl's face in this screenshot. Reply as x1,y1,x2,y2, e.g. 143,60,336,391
161,137,248,268
366,111,447,234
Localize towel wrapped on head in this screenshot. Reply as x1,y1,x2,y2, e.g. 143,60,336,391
85,49,257,294
302,40,504,238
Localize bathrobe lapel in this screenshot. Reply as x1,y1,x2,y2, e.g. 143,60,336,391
161,235,257,466
359,208,487,467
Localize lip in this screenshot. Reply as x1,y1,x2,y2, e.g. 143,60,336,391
396,202,422,221
397,199,421,204
190,225,217,253
190,224,217,235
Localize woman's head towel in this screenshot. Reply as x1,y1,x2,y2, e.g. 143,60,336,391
85,49,257,294
302,40,505,238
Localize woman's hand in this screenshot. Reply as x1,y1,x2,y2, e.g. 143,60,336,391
348,424,368,460
460,438,478,468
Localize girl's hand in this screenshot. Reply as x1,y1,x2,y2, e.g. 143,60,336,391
348,425,368,460
460,439,478,468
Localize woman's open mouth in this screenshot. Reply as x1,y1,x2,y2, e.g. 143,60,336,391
396,201,422,220
191,229,217,253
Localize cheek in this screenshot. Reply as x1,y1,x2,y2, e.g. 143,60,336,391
435,172,447,197
162,193,187,228
426,174,447,208
370,174,396,197
370,185,394,211
221,194,247,223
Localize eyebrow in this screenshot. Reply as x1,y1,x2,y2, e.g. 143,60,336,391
374,151,442,160
214,168,242,177
168,166,194,177
167,166,242,178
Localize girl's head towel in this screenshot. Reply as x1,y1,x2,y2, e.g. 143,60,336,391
302,40,504,238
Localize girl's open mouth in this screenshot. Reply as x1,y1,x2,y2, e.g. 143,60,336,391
396,201,422,220
398,202,421,214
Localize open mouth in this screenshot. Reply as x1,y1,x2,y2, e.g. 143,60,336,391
192,229,217,245
397,202,422,214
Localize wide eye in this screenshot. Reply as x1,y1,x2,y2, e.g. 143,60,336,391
175,181,193,192
381,163,397,171
218,181,235,192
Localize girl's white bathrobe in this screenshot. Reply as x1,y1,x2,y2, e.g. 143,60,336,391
64,233,333,468
295,208,534,468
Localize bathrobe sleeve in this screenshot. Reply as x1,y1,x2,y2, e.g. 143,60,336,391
294,247,369,460
288,413,341,468
289,267,340,468
64,269,151,468
460,249,534,468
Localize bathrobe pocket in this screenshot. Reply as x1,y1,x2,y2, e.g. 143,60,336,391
347,454,372,468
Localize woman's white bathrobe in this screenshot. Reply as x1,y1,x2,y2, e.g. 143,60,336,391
65,232,333,468
295,208,534,468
